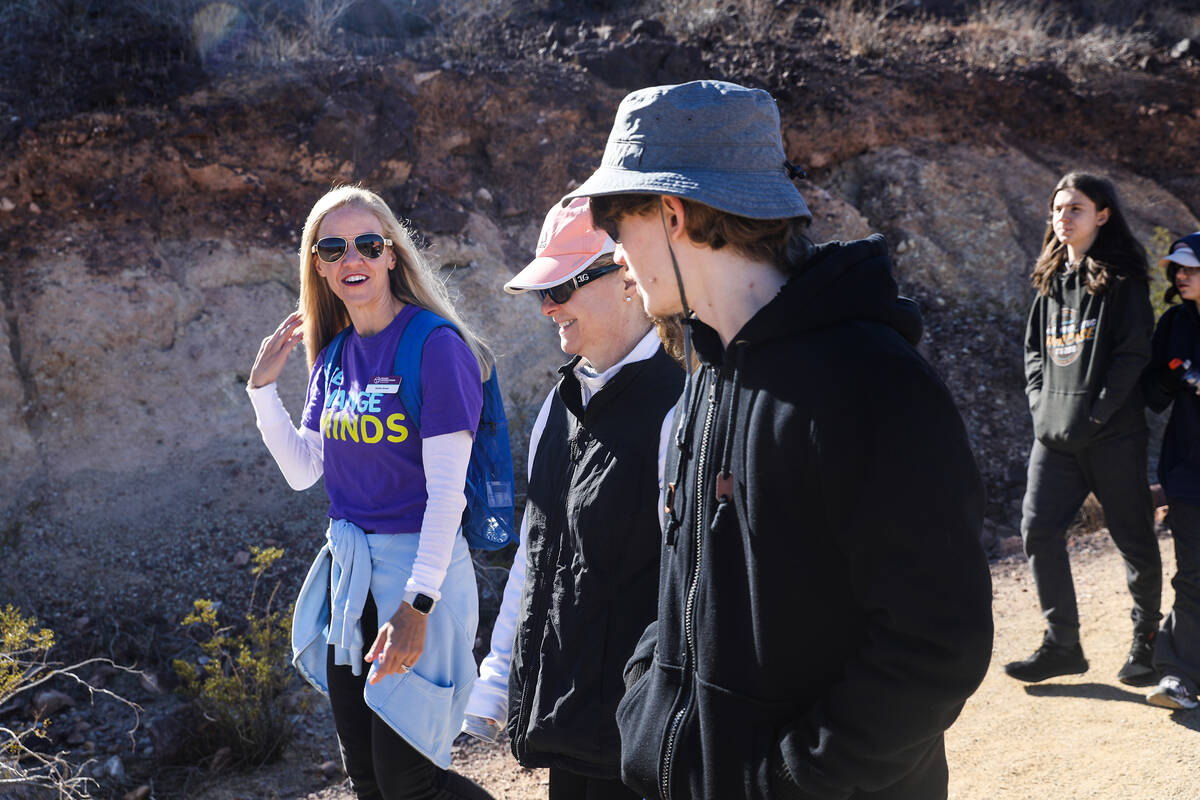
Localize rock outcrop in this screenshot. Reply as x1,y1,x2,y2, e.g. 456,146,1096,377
1,41,1197,627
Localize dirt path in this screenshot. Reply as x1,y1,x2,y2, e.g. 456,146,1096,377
195,531,1199,800
947,532,1199,800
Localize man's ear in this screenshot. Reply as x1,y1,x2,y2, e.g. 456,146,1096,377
660,195,686,240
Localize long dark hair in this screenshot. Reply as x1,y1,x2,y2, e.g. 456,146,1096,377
1165,261,1181,304
1030,172,1148,297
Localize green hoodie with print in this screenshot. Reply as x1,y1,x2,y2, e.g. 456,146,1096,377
1024,263,1153,453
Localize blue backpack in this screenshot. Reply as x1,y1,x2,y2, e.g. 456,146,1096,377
322,309,517,550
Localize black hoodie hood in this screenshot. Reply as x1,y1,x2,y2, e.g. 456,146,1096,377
689,234,922,364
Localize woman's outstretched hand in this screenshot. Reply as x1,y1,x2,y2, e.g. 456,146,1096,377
365,602,428,685
249,311,304,389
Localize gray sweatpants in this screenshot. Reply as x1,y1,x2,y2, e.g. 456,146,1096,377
1155,501,1200,690
1020,431,1162,646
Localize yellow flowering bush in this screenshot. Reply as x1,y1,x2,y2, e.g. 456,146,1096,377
172,546,299,766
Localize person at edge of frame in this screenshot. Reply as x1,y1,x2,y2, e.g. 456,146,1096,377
246,186,496,800
1003,172,1162,688
1142,232,1200,711
461,197,685,800
568,79,995,800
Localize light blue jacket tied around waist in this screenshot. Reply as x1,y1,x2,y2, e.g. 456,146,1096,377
292,518,480,769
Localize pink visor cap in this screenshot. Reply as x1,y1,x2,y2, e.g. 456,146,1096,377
504,197,616,294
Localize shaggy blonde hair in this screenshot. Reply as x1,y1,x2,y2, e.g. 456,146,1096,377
297,186,493,379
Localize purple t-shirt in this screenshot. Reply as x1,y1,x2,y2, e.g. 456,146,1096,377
300,305,483,532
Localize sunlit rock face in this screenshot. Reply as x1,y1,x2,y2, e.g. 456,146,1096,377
1,45,1196,621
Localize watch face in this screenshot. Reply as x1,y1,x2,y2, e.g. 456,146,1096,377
412,593,434,614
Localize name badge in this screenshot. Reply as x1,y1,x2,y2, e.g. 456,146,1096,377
366,376,401,394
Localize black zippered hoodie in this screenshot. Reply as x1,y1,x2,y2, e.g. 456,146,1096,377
615,235,994,800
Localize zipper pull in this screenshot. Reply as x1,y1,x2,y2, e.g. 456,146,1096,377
714,470,733,503
664,482,679,546
711,472,734,532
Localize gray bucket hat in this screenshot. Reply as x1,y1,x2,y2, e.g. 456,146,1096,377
563,80,811,221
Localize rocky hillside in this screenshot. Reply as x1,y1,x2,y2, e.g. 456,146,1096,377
2,0,1199,642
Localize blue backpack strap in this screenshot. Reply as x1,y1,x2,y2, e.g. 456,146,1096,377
322,326,354,409
392,308,453,432
391,308,516,551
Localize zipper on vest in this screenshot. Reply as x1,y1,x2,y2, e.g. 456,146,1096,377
660,368,720,800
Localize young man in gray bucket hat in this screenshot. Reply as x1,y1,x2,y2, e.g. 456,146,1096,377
566,80,994,800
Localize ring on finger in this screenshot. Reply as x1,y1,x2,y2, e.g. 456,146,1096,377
399,663,411,671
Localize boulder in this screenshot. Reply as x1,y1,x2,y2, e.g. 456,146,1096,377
32,689,74,716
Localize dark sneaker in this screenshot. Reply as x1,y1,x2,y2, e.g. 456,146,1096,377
1116,629,1158,687
1146,675,1199,710
1004,634,1089,682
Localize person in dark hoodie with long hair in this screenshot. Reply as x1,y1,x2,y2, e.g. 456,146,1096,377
566,80,994,800
1004,172,1162,687
1142,232,1200,710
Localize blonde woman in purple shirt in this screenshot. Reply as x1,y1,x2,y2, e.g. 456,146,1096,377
247,186,495,800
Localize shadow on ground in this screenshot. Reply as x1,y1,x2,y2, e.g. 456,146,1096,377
1024,681,1200,729
1168,708,1200,731
1023,682,1147,704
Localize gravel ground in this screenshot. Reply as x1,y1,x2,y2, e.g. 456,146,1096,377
177,528,1199,800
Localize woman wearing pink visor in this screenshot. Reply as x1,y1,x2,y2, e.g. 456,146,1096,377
463,197,683,799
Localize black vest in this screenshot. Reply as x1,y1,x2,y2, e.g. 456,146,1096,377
507,345,683,777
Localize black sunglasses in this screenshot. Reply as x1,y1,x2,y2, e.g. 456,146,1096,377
596,217,620,243
311,233,393,263
537,263,621,304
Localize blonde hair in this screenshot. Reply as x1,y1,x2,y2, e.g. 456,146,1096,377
653,314,698,371
297,186,493,379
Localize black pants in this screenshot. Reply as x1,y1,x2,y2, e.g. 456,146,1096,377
1020,432,1162,645
1155,501,1200,690
548,768,640,800
326,593,494,800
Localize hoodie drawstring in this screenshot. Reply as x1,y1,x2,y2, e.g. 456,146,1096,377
715,343,744,505
664,360,706,546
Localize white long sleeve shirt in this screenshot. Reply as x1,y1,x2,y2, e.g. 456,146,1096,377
247,381,470,599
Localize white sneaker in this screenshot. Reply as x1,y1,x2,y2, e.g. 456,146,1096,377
1146,675,1199,710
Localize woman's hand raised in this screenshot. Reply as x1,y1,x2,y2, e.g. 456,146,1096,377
249,311,304,389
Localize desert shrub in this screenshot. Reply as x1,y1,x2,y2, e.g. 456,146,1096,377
1148,225,1177,321
1,606,137,799
820,0,897,58
641,0,779,40
957,0,1155,70
243,0,368,65
958,0,1064,67
172,546,298,768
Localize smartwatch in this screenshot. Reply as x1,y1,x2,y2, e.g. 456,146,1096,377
409,592,436,615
